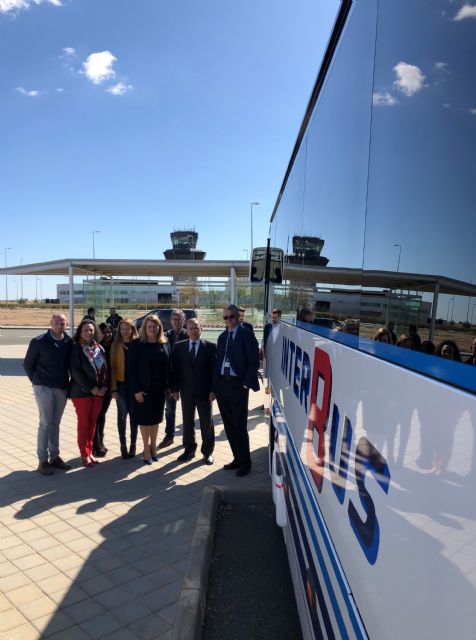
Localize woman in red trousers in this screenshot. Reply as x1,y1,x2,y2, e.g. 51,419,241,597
69,320,108,467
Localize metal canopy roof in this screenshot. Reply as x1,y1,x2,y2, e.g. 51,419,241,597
0,259,250,278
1,259,475,296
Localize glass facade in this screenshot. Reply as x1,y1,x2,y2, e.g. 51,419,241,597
269,0,476,386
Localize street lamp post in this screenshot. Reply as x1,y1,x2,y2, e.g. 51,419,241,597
250,202,259,321
394,244,402,272
4,247,11,301
20,258,23,300
250,202,259,261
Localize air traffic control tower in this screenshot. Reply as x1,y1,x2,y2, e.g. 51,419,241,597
163,230,206,261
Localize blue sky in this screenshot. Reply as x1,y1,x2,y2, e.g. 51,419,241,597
1,0,339,298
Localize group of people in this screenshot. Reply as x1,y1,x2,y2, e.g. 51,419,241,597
24,304,260,477
374,322,475,364
297,307,473,364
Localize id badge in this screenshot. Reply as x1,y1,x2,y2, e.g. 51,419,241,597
224,361,231,381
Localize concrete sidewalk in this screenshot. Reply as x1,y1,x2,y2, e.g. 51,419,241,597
0,344,270,640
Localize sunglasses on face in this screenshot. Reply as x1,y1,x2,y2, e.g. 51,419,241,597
223,315,235,320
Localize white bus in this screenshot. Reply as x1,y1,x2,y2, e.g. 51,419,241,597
264,1,476,638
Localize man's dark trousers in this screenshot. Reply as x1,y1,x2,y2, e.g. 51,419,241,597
215,376,250,468
181,396,214,457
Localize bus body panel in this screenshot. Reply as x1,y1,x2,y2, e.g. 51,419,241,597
268,321,476,639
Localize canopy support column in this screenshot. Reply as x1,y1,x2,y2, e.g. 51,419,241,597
429,281,439,343
69,263,74,335
230,267,236,305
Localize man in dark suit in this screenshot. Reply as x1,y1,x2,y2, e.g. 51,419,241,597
238,306,254,333
215,304,260,476
171,318,216,464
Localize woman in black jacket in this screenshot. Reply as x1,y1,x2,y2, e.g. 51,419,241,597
70,320,108,467
129,315,170,465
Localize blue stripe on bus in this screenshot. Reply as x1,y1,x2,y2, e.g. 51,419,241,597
282,454,335,639
272,397,368,639
284,445,351,640
285,428,368,640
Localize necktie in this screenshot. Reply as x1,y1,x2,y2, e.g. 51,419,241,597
190,341,197,363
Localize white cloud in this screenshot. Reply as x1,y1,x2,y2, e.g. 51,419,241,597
106,81,133,96
61,47,76,57
15,86,40,97
81,51,116,85
0,0,62,15
393,61,426,96
373,91,398,107
453,4,476,20
434,61,448,71
470,108,476,115
56,87,63,92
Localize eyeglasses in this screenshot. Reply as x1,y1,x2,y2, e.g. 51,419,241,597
223,315,235,320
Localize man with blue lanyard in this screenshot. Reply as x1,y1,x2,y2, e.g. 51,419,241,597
215,304,260,476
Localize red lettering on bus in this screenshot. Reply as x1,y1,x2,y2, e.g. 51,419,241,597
306,348,332,493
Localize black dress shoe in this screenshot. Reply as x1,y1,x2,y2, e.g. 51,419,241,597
38,462,54,475
158,435,174,449
236,466,251,477
203,455,214,465
223,460,240,470
49,456,72,470
177,450,196,462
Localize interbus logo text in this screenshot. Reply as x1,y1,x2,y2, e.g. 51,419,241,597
281,336,391,564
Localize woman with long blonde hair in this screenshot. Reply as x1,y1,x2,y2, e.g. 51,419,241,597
129,315,171,464
110,318,139,459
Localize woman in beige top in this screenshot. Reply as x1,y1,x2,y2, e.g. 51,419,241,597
110,318,139,459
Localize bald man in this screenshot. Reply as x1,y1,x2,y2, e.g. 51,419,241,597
24,314,73,475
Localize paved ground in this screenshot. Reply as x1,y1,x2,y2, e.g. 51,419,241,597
0,343,270,640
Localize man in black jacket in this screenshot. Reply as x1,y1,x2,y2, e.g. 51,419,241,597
159,309,188,449
215,304,260,476
105,307,122,331
23,314,73,475
171,318,216,464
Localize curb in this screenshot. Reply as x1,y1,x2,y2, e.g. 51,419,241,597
170,486,272,640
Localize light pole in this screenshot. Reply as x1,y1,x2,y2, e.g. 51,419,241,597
250,202,259,320
250,202,259,260
92,230,101,259
394,244,402,272
471,303,476,325
4,247,11,301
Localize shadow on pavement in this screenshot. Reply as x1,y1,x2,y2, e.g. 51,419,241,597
0,357,25,376
3,446,270,638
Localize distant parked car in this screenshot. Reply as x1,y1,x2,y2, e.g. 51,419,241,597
312,317,342,330
134,309,197,332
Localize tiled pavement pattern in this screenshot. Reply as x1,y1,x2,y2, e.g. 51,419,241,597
0,344,270,639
